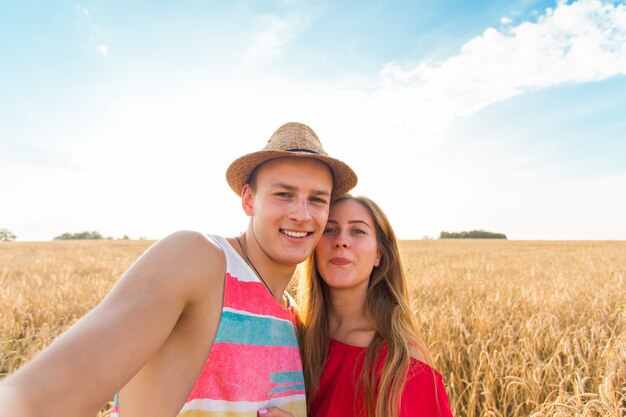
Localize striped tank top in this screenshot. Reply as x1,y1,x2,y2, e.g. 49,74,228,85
112,235,307,417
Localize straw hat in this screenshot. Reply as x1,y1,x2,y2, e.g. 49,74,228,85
226,122,357,201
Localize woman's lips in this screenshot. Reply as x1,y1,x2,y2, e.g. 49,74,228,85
329,257,351,266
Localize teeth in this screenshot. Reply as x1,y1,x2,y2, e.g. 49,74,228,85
281,229,308,238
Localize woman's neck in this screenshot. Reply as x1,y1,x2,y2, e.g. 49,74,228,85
328,286,375,347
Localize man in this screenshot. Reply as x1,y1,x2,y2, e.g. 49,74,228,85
0,122,357,417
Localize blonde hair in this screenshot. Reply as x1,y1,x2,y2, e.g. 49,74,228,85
298,195,431,417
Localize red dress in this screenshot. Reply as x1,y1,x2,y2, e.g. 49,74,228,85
309,339,454,417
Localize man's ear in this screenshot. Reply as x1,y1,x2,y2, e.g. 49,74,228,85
241,184,255,217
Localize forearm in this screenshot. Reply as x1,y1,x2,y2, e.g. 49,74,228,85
0,335,113,417
0,382,36,417
0,294,180,417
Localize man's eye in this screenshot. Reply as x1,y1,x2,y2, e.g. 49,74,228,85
310,197,328,205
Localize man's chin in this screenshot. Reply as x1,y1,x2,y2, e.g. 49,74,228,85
278,250,312,266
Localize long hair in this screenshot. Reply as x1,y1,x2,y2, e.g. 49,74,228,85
298,195,431,417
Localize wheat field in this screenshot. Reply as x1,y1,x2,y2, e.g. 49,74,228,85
1,239,624,416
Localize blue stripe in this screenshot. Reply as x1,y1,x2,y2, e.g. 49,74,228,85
269,383,306,394
270,371,304,384
214,310,298,347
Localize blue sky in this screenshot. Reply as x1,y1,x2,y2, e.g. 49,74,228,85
1,0,625,241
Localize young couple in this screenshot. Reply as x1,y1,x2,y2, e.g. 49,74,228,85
0,122,452,417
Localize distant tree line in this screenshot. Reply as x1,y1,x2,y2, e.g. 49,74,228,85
54,231,104,240
0,228,17,241
52,231,140,240
439,229,507,239
0,228,142,241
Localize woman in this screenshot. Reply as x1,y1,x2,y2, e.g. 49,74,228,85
260,195,453,417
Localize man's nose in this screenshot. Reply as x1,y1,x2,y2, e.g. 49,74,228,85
290,199,313,223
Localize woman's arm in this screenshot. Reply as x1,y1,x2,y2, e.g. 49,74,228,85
258,406,295,417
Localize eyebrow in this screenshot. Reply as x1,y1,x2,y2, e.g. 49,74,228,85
326,219,372,228
271,182,331,197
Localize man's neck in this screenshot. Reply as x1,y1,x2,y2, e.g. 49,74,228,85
232,232,296,306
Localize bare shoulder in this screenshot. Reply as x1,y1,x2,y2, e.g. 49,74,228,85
110,230,226,304
142,230,222,261
143,230,222,269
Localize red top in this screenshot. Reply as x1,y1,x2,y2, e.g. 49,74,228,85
309,338,454,417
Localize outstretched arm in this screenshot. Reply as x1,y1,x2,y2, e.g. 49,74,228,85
0,231,224,417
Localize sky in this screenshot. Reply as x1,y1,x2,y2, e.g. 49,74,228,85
1,0,625,241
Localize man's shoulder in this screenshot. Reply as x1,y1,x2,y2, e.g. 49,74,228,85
154,230,222,256
136,230,227,288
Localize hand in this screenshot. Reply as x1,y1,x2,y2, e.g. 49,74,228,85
258,406,294,417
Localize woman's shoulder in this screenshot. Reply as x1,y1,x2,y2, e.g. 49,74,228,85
406,357,442,381
402,359,453,417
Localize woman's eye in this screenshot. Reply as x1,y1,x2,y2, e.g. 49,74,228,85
275,192,291,198
323,227,335,234
352,228,366,235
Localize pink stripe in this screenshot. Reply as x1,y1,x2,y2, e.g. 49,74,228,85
223,273,293,321
186,343,304,403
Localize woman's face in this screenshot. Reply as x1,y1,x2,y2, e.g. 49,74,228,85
315,199,381,292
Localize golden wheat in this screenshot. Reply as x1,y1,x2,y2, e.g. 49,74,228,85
401,239,625,417
1,239,624,417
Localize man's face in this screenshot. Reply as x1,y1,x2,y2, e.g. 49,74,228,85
244,157,334,267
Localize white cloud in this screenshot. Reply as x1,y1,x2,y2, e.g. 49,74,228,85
370,0,626,136
500,16,513,24
243,13,310,63
76,3,107,56
76,4,89,16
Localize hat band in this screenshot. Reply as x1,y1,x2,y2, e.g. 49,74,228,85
287,148,320,154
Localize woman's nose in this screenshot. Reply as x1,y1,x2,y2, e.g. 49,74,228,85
333,233,349,248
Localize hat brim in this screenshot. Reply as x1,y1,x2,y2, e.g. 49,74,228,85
226,150,357,201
